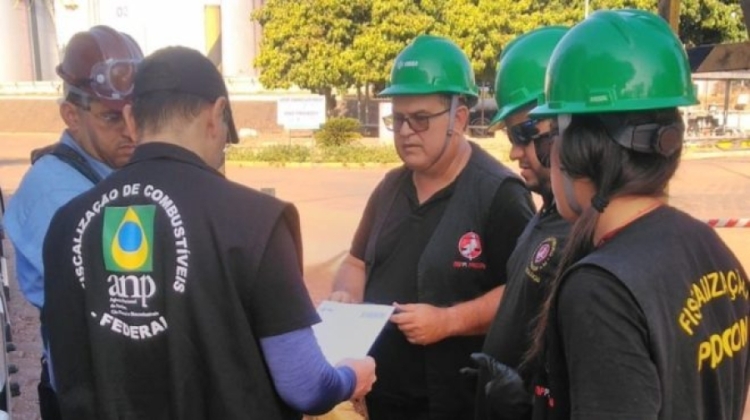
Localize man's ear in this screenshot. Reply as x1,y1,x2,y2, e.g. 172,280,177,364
60,102,81,132
456,104,471,133
123,104,139,142
209,97,228,143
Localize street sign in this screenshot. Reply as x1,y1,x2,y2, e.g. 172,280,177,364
277,96,326,130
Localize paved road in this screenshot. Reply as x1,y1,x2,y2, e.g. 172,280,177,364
1,133,749,418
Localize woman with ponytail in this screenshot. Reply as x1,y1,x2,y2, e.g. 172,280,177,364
527,9,750,420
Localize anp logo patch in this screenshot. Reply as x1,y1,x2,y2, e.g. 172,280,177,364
102,205,156,272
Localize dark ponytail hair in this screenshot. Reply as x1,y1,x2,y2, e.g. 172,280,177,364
524,108,683,364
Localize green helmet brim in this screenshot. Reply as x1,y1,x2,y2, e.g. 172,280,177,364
378,84,478,98
529,96,699,118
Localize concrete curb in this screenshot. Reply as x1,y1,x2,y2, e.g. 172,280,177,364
226,148,750,168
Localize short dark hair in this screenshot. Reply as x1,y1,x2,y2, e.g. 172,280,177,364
131,91,212,138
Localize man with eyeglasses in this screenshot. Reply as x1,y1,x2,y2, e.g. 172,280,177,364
460,27,571,420
3,25,143,420
330,35,535,420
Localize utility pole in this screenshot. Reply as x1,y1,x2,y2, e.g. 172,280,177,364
657,0,681,204
740,0,750,36
28,0,43,81
657,0,681,33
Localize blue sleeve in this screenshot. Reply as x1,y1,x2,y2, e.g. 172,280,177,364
260,327,356,415
4,158,93,309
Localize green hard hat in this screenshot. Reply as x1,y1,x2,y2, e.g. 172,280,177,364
378,35,479,99
530,9,698,117
490,26,569,129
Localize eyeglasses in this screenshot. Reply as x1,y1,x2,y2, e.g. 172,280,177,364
383,108,451,133
91,110,125,126
74,102,125,127
507,118,552,146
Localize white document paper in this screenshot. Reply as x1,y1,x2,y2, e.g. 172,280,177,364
312,300,395,365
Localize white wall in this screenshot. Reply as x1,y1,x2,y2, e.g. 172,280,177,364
54,0,95,54
97,0,206,55
0,0,264,83
222,0,259,77
53,0,208,57
0,1,58,82
0,2,33,82
35,0,60,81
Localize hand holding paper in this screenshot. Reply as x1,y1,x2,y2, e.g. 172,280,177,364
312,300,395,365
390,302,453,345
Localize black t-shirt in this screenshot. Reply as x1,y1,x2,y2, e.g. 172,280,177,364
350,174,535,404
552,266,661,420
536,206,750,420
482,206,569,379
43,143,319,420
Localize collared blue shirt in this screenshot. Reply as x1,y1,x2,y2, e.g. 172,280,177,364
5,131,113,309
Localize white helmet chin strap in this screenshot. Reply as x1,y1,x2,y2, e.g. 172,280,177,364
557,114,572,134
425,95,459,171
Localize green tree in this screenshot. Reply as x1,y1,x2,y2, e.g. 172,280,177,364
547,0,748,45
346,0,437,93
252,0,370,112
431,0,535,85
253,0,748,110
679,0,747,46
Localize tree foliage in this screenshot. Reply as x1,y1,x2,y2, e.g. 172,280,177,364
253,0,749,99
252,0,369,110
679,0,747,46
346,0,436,92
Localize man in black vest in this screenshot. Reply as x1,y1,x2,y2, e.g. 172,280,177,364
42,46,376,420
330,35,535,420
3,25,143,420
463,26,571,420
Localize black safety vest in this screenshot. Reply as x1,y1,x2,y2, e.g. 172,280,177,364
541,206,750,420
46,143,308,420
477,207,569,420
31,142,103,184
364,142,519,415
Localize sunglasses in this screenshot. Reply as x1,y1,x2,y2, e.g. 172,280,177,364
383,108,451,133
506,118,553,146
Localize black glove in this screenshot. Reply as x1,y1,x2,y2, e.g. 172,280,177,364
465,352,532,420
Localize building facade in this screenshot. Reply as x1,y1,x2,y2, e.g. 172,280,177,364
0,0,264,83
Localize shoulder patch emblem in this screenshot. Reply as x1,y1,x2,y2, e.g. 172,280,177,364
458,232,483,261
529,237,557,273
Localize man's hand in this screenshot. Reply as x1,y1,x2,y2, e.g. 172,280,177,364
389,302,453,345
337,356,377,400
